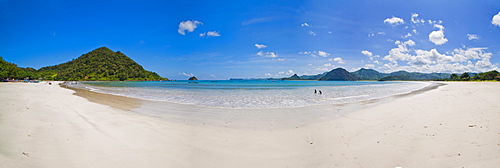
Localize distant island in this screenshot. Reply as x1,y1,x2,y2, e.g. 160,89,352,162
0,47,167,81
280,67,499,81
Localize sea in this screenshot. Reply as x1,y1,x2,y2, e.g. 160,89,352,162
71,80,432,109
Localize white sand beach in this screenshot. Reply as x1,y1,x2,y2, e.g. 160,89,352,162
0,82,499,167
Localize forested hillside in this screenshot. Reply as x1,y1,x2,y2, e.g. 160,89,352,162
1,47,167,81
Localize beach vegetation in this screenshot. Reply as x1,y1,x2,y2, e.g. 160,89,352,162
442,70,499,81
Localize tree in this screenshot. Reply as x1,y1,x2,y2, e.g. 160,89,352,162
450,74,459,80
460,72,470,81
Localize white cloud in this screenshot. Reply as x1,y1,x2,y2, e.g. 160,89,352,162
428,25,448,45
384,16,404,25
254,44,267,49
317,51,330,57
210,74,217,78
403,33,412,38
383,40,416,63
411,13,425,24
301,23,310,27
362,50,381,64
380,43,498,73
299,51,329,57
256,51,278,58
332,57,345,64
428,19,443,25
434,24,445,30
492,12,500,26
179,72,195,77
277,70,296,76
364,64,376,69
361,50,373,57
264,73,272,77
178,20,202,35
308,31,316,36
467,34,479,41
324,63,333,67
199,31,221,37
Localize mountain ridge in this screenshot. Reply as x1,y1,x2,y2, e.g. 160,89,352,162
1,47,167,81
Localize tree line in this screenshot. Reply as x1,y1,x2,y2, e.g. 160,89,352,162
440,70,500,81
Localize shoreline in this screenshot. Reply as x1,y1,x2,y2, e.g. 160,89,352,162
1,82,498,167
65,81,441,130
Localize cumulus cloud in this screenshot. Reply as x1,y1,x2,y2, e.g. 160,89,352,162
492,12,500,26
301,23,310,27
362,50,381,65
179,72,195,77
308,31,316,36
428,25,448,45
361,50,373,57
278,70,296,76
364,64,376,69
256,51,278,58
178,20,202,35
411,13,425,24
467,34,479,41
380,41,498,73
317,51,330,57
384,16,404,25
332,57,345,64
383,40,416,63
254,44,267,49
199,31,221,37
299,51,330,57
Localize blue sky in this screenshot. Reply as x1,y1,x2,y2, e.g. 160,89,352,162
1,0,500,80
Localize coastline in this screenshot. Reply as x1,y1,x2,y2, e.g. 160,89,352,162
68,81,440,130
0,82,498,167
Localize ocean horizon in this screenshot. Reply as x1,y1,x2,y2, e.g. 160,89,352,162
70,80,432,109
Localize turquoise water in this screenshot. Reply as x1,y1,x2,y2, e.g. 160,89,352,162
76,80,431,109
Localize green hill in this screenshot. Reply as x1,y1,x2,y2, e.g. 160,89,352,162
283,74,301,80
0,56,38,80
352,68,451,80
38,47,167,81
319,68,360,81
352,68,387,80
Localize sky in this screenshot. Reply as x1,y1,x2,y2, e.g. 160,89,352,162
1,0,500,80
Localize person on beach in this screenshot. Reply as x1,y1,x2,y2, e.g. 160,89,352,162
314,89,317,94
319,90,322,95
